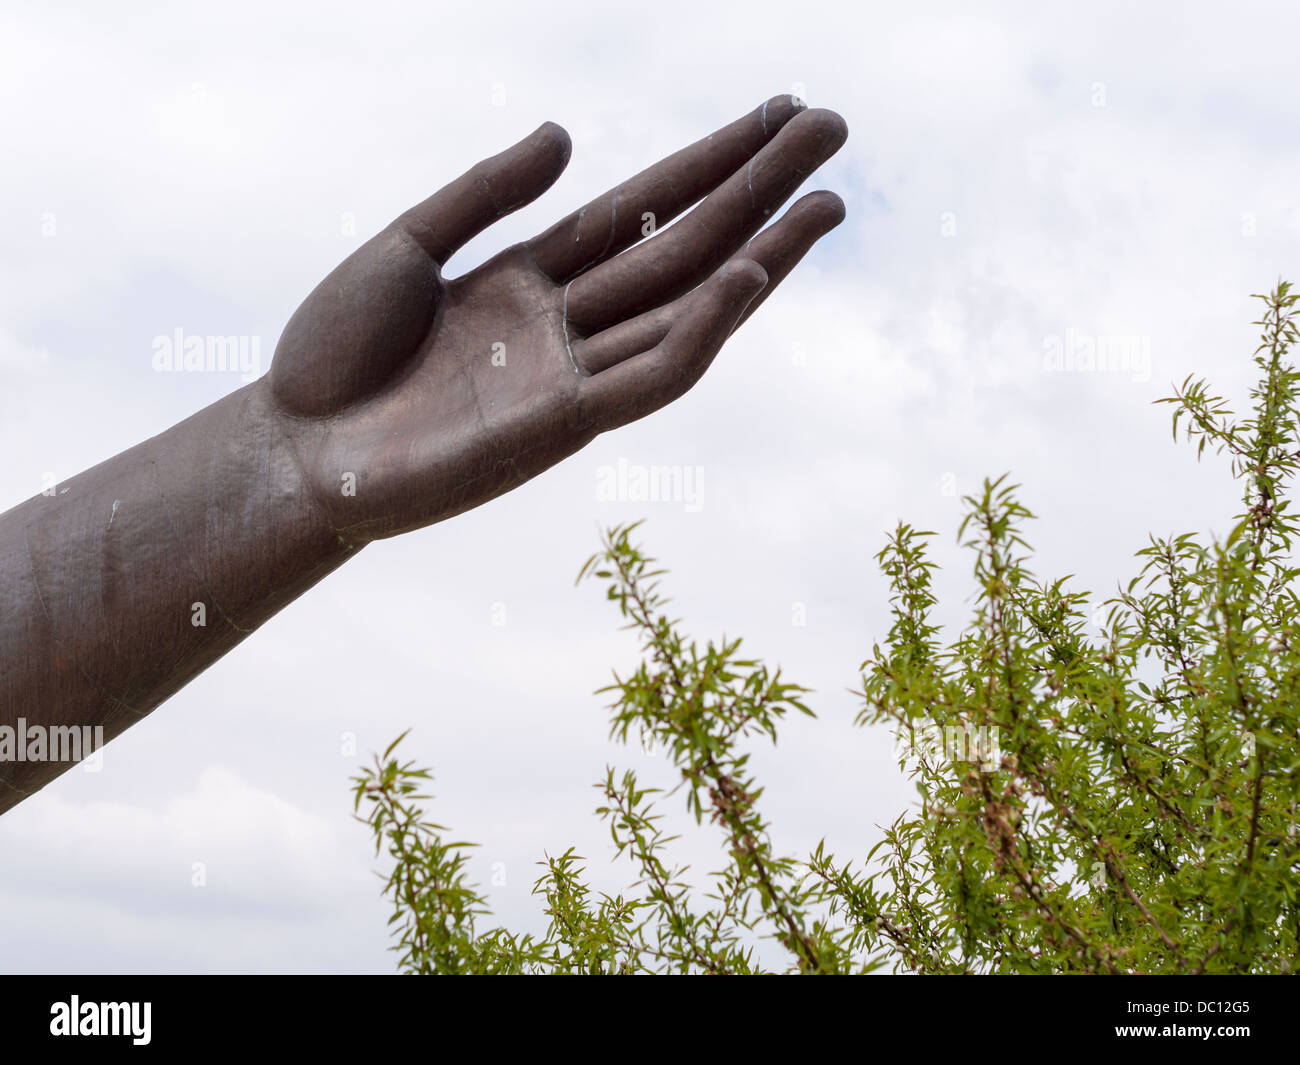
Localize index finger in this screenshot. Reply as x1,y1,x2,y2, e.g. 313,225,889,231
527,94,807,284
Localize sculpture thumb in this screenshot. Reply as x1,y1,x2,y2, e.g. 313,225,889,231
397,121,574,265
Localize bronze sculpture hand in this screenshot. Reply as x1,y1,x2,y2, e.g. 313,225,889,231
0,97,846,813
272,97,846,539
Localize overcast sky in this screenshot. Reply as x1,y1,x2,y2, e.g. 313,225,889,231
1,0,1295,972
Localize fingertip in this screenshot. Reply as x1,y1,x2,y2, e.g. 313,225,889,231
533,121,572,169
796,189,847,229
722,257,769,293
799,107,849,151
768,108,848,172
759,93,808,132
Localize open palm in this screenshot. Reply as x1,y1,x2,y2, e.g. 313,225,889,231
270,96,847,542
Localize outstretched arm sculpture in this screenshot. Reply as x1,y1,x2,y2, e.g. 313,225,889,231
0,96,847,815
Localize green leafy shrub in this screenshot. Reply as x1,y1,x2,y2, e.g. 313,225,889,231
353,284,1300,974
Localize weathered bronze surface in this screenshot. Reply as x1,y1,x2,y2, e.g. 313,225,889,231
0,96,847,814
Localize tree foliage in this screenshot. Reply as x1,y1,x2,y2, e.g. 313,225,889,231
353,284,1300,974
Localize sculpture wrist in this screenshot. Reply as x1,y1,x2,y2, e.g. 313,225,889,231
0,379,355,811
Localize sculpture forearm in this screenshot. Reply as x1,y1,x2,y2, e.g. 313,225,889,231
0,380,354,813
